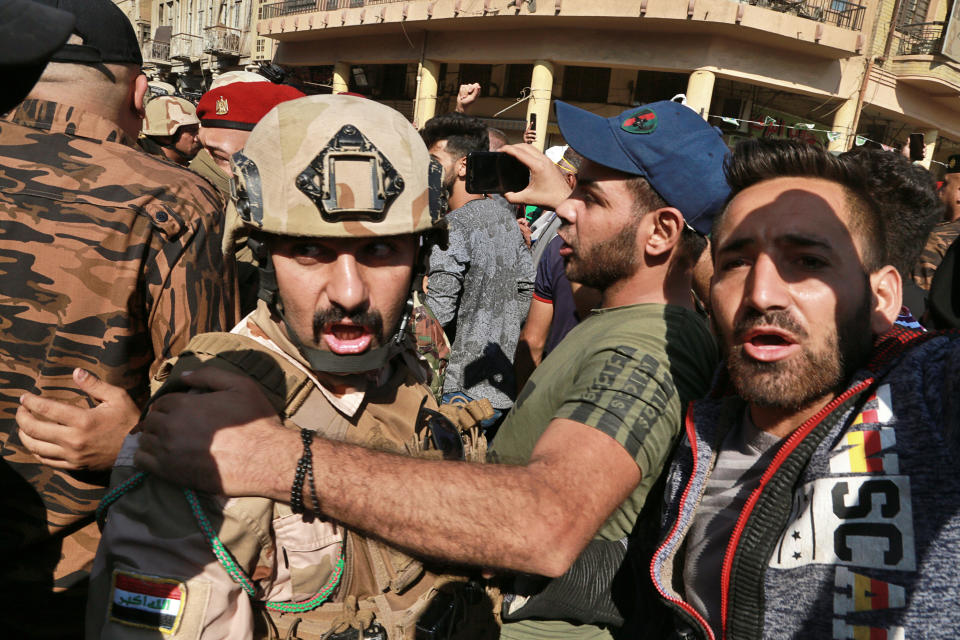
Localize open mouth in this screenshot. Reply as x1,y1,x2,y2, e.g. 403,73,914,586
740,328,800,362
322,322,374,354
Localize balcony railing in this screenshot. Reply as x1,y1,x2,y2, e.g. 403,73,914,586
747,0,865,30
897,21,944,55
260,0,404,19
204,25,242,56
143,39,171,65
170,33,203,61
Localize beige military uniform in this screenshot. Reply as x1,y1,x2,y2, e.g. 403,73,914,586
87,303,493,639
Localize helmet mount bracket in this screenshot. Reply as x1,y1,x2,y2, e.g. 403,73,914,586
296,124,404,222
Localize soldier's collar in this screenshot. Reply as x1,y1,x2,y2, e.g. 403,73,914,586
6,99,138,149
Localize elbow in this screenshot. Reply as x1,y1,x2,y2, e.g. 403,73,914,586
522,512,588,578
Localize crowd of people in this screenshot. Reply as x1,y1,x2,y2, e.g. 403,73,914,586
3,1,960,639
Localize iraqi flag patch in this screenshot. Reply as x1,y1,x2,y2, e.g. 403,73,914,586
109,570,186,633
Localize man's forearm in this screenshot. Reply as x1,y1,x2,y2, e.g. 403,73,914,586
136,372,639,579
261,428,586,577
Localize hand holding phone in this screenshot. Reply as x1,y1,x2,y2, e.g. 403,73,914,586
465,151,531,194
909,133,925,162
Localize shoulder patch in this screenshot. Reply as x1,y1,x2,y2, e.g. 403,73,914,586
109,569,186,634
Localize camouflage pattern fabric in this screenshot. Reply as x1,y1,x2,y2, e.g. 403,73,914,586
141,95,199,137
910,218,960,291
410,291,451,401
228,95,445,241
0,99,239,638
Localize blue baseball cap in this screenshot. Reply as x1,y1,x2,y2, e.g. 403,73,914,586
555,100,731,235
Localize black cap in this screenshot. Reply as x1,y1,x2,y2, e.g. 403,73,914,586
35,0,143,66
0,0,75,65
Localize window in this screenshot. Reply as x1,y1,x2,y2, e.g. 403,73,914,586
562,66,611,103
256,38,265,53
897,0,931,27
459,64,493,96
633,70,687,105
380,64,410,99
504,64,533,99
348,64,411,100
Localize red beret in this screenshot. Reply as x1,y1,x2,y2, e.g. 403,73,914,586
196,82,305,131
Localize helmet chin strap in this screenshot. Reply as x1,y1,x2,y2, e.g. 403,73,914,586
249,235,414,375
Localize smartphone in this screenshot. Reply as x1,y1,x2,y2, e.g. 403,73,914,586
529,113,537,132
909,133,925,162
465,151,530,194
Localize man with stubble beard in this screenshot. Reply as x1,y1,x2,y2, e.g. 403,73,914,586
649,139,960,640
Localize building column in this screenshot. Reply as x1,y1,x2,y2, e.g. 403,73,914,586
829,96,858,153
332,62,350,94
685,68,715,120
525,59,554,151
413,59,440,129
920,128,938,169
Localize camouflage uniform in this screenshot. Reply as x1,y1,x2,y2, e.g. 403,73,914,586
0,98,239,637
910,218,960,291
88,96,493,640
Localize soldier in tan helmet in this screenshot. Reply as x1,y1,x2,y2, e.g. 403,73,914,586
87,94,495,640
140,95,202,166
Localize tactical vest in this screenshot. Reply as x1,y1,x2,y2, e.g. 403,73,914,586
148,332,498,640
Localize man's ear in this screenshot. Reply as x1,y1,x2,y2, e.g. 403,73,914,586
133,73,148,119
645,207,685,257
869,265,902,334
456,155,468,179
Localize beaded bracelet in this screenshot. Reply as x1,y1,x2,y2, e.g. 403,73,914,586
303,429,320,513
291,428,317,514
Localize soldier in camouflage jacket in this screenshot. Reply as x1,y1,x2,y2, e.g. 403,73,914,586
0,3,238,635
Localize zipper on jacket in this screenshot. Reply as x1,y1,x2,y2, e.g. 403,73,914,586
717,377,874,640
650,403,716,640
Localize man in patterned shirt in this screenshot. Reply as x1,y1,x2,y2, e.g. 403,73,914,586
133,100,728,639
0,0,237,636
421,112,535,436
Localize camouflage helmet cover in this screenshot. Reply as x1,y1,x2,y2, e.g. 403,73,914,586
229,94,446,239
142,96,200,137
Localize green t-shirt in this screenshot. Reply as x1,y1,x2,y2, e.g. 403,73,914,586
489,303,718,639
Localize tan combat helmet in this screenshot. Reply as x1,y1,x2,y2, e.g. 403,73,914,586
142,95,200,138
230,94,445,240
229,94,447,373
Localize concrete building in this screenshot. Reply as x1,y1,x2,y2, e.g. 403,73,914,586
117,0,259,98
247,0,960,171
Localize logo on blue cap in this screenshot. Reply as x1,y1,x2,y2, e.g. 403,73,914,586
620,108,658,135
